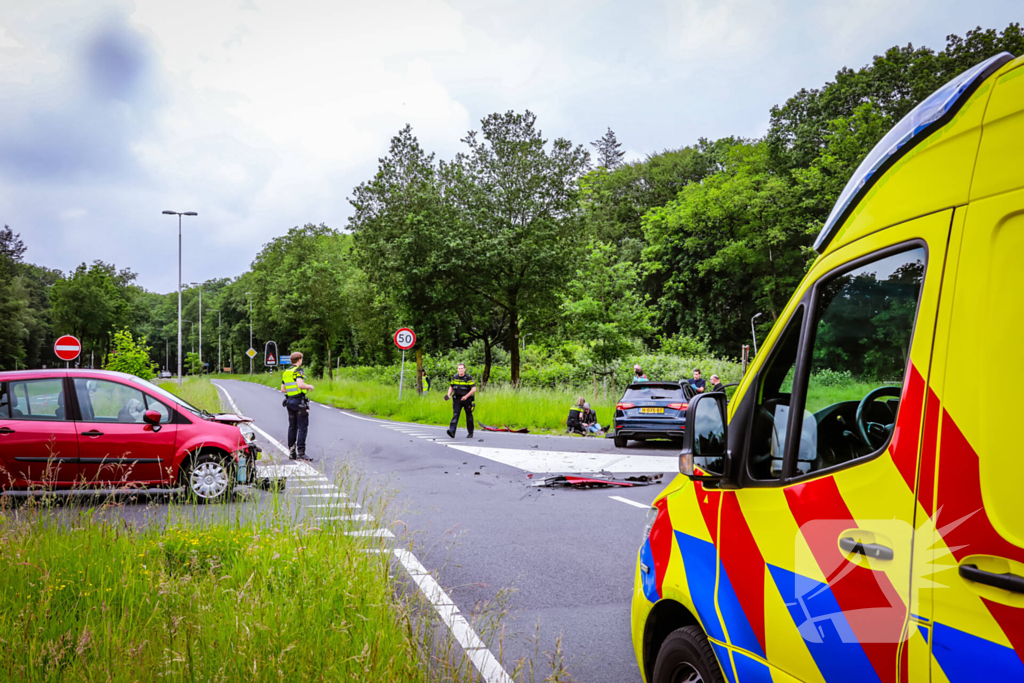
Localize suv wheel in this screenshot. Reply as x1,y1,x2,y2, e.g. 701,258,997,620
184,453,234,504
614,435,628,448
652,625,725,683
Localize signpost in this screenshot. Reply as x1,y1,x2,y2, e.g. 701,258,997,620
279,356,291,366
54,335,81,367
393,328,416,399
246,347,257,360
264,341,278,368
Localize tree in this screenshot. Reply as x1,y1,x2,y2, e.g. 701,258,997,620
642,141,815,354
561,241,652,399
185,352,203,376
105,328,156,379
591,127,625,169
442,110,591,384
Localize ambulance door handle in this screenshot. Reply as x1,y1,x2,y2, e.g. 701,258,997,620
839,537,894,561
959,564,1024,594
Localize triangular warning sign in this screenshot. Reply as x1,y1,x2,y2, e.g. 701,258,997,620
267,354,275,363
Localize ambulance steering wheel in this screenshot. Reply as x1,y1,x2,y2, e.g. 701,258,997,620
855,386,902,450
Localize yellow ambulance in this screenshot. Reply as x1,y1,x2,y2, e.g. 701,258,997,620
632,51,1024,683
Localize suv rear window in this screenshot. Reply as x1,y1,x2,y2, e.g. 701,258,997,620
622,384,684,400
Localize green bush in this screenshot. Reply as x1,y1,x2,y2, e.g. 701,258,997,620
104,329,156,380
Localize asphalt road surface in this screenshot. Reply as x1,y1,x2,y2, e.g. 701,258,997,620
215,379,678,683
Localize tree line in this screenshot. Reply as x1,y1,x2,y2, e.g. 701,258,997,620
3,25,1020,382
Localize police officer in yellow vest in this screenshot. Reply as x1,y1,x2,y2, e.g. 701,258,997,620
445,362,476,438
280,351,315,461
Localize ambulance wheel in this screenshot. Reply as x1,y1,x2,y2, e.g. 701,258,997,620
614,435,628,448
652,625,725,683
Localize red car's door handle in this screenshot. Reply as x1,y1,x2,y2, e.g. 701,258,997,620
81,430,104,437
0,427,14,435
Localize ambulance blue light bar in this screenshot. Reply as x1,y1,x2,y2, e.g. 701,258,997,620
813,51,1015,253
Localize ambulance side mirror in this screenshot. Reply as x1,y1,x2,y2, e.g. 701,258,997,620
680,393,729,484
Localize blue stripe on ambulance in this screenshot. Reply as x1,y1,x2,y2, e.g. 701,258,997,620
767,564,882,683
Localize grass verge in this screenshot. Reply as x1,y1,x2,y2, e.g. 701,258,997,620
0,496,478,682
158,376,223,414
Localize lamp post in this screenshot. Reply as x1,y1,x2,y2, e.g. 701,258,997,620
185,321,195,355
751,312,763,356
190,282,203,372
162,210,198,385
210,309,221,374
246,291,253,376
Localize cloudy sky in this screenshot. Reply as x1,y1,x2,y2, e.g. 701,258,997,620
1,0,1019,292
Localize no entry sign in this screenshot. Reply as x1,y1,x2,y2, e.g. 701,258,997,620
54,335,81,361
393,328,416,350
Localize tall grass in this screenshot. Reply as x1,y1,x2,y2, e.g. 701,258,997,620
0,501,463,682
231,373,618,432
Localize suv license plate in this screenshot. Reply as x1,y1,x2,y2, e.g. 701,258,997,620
640,407,664,414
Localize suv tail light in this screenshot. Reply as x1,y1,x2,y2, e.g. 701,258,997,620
667,402,688,411
617,402,635,410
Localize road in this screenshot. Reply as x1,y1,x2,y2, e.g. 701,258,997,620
214,379,677,683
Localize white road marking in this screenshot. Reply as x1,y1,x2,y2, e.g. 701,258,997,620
393,549,513,683
609,495,652,510
314,514,374,522
446,445,678,474
290,484,337,490
305,502,361,509
296,493,346,499
346,529,395,538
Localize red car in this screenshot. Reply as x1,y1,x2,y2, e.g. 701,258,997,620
0,369,259,502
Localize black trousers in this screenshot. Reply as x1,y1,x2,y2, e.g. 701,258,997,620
287,401,309,455
450,398,474,435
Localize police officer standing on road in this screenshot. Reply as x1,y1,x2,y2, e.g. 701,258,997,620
445,362,476,438
280,351,315,461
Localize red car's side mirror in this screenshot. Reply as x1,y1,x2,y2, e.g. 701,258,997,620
143,410,162,431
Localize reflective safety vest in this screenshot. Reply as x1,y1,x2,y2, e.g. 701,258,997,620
423,376,431,392
567,404,583,423
282,367,306,397
450,374,475,399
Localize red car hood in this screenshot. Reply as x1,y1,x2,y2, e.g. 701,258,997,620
207,413,252,425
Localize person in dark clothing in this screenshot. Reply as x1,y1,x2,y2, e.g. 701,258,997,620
688,369,706,394
709,374,726,392
582,402,603,435
446,363,476,438
567,397,586,435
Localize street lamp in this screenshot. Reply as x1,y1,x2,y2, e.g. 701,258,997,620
210,309,221,374
751,312,763,356
190,282,203,372
163,210,198,385
246,291,253,376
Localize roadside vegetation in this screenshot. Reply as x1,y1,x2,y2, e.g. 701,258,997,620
159,376,223,413
0,497,485,682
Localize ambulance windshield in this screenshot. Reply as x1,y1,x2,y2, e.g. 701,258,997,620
813,51,1014,253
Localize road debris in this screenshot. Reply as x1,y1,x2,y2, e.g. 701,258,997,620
527,472,663,489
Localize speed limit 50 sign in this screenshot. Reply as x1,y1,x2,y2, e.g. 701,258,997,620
393,328,416,350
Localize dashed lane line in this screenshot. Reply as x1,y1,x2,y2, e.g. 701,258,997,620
394,549,514,683
214,379,516,683
609,495,652,510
